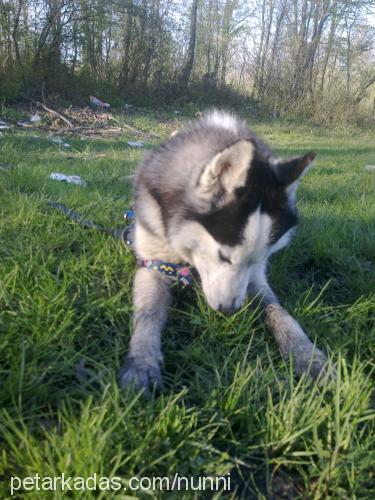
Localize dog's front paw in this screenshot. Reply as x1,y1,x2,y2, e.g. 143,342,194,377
292,344,332,385
118,356,163,396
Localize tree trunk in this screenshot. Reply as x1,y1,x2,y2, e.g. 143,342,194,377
179,0,199,87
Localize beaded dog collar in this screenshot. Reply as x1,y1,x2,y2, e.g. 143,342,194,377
123,210,193,287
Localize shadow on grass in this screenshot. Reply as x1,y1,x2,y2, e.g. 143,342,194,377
270,212,374,307
275,144,375,158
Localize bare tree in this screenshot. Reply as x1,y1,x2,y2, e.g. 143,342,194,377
0,0,374,122
179,0,199,87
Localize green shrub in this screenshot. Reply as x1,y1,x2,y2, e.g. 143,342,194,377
0,67,23,101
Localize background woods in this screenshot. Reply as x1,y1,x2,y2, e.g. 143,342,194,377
0,0,375,121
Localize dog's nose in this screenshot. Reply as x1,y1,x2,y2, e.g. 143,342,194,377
218,299,237,315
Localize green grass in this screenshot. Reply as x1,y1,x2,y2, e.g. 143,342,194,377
0,113,374,499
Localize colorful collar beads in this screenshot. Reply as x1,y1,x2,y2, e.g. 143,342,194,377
124,210,193,287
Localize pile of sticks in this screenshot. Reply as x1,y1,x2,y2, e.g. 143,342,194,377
26,99,153,139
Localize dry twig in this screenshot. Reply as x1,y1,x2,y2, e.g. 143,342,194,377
22,96,74,128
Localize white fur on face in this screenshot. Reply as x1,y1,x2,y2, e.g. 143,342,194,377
136,201,296,313
171,210,274,312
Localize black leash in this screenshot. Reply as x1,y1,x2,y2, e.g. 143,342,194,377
48,201,134,247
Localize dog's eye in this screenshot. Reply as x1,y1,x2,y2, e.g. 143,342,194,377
218,250,232,264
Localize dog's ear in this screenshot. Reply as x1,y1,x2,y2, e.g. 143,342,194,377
274,151,316,186
197,140,254,196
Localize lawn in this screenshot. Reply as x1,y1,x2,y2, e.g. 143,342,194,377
0,109,374,499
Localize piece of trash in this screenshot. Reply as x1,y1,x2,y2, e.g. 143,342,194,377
0,120,10,130
124,103,133,110
17,120,34,128
49,136,71,148
17,114,42,128
89,95,110,108
174,110,181,115
127,140,145,148
170,129,179,138
49,172,87,186
365,165,375,171
30,113,42,123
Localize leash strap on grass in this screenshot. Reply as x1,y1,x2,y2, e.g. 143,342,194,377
48,201,192,286
48,201,133,247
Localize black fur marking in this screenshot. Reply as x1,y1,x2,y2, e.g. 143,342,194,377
189,156,298,246
276,152,316,186
269,208,298,244
145,183,184,235
191,193,260,246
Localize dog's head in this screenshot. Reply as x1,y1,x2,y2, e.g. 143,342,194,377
172,138,315,313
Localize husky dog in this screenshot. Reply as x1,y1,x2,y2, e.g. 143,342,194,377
118,110,328,394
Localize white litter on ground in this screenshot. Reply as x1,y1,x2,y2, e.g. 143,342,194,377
49,136,71,147
364,165,375,171
30,114,42,123
127,140,145,148
49,173,87,186
89,95,110,108
0,120,10,129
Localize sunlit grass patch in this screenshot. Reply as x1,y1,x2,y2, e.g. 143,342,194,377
0,112,374,498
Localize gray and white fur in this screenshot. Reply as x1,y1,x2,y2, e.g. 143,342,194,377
118,110,328,394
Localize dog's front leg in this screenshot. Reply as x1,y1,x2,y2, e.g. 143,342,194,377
118,268,172,395
248,265,328,381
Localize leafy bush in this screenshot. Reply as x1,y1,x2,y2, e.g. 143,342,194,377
0,67,23,101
